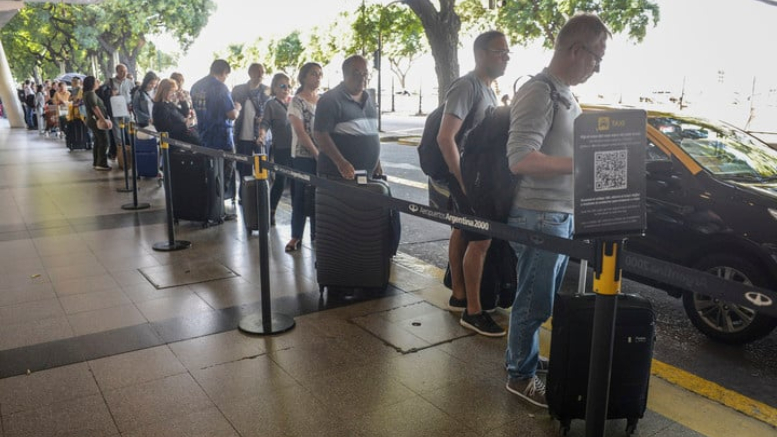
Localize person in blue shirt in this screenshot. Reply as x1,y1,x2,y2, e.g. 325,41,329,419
191,59,241,150
190,59,242,221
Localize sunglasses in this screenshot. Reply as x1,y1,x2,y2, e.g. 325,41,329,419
278,84,291,90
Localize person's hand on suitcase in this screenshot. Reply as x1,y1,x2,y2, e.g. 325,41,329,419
337,160,356,180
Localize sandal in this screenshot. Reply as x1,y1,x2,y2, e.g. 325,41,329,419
285,239,301,252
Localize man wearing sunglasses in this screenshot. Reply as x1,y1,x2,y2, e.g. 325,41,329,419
504,13,610,409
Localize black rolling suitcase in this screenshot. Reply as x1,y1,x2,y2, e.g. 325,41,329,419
240,176,261,231
169,149,223,227
66,119,91,151
546,293,655,435
315,178,397,293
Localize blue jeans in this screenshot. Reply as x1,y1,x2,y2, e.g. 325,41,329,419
505,208,573,380
291,157,316,239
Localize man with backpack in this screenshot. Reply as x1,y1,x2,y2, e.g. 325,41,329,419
431,31,509,337
101,64,133,160
503,13,611,408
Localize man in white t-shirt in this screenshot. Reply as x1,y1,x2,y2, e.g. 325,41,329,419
108,64,133,159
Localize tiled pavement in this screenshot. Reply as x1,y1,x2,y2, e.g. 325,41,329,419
0,121,762,436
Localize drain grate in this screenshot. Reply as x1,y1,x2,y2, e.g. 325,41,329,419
351,301,473,353
139,261,238,289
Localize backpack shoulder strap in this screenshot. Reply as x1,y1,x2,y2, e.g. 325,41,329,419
459,73,485,131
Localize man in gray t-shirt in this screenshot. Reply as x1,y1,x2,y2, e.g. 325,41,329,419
435,31,509,337
504,13,611,409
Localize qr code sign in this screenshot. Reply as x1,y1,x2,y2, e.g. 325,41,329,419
594,150,628,192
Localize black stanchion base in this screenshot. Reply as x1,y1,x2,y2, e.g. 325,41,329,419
238,313,295,335
122,202,150,210
116,187,133,193
152,240,191,252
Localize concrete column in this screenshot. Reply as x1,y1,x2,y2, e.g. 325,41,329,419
0,39,24,128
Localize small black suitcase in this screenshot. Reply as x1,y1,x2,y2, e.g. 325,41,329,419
315,178,396,292
66,119,91,151
546,293,655,436
240,176,262,232
169,149,223,227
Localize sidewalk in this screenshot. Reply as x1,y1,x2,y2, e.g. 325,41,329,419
0,121,773,436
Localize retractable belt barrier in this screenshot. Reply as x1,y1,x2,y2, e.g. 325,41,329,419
134,126,777,319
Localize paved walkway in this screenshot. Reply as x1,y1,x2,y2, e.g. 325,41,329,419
0,121,773,436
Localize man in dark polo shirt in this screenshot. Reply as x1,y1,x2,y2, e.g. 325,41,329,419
314,55,380,180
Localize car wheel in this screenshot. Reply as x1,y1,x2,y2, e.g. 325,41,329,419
683,254,777,344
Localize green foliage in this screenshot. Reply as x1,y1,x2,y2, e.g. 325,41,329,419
267,31,305,77
136,42,179,75
274,32,305,71
455,0,660,49
1,0,216,82
346,3,428,89
215,41,265,74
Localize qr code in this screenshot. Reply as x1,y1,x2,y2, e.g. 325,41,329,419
594,150,628,192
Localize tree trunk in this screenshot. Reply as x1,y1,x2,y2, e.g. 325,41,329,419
405,0,460,106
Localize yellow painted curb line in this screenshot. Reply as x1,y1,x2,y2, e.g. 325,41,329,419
390,229,777,434
650,359,777,428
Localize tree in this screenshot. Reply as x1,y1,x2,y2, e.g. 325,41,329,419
266,31,305,83
348,4,428,90
215,41,264,75
403,0,660,105
0,0,216,82
82,0,216,78
0,3,94,80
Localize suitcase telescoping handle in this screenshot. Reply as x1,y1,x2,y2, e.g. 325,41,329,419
577,259,588,295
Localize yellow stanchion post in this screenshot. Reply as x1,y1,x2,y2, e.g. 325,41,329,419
152,132,190,252
116,119,132,193
121,121,150,211
585,239,624,437
239,153,295,335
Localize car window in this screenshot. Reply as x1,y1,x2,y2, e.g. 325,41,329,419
646,139,670,162
648,116,777,181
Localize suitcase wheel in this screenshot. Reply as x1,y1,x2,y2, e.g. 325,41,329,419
558,419,571,436
625,418,638,435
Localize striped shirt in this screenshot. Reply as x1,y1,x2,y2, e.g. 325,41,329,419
314,83,380,177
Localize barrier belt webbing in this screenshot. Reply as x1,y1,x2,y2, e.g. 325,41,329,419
136,128,777,318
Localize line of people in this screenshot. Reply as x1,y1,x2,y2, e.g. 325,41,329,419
17,78,81,135
175,57,378,240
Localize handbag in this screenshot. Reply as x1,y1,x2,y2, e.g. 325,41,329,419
96,118,112,130
117,145,133,170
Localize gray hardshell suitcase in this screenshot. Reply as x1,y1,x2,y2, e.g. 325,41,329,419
315,178,394,293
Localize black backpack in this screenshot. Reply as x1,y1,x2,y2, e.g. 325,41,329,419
96,82,115,117
417,75,483,180
460,74,567,223
443,238,518,310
